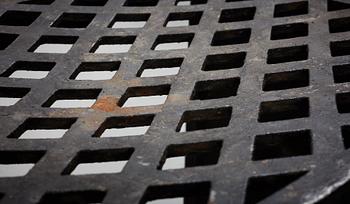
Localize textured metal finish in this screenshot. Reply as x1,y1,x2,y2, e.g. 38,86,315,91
0,0,350,203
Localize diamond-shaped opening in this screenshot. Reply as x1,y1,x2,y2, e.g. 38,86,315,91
165,11,202,27
271,23,308,40
152,33,194,50
258,97,310,122
0,33,19,50
267,45,308,64
137,58,183,78
252,130,312,160
263,69,309,91
8,118,77,139
158,140,222,170
140,182,211,204
109,13,150,28
0,150,45,178
191,77,240,100
176,107,232,132
118,85,170,107
93,114,154,138
202,52,246,71
211,28,251,46
0,87,30,106
274,1,308,18
42,89,101,108
62,148,134,175
0,10,41,26
90,36,136,53
28,35,78,53
70,61,120,80
219,7,256,23
52,13,95,28
0,61,55,79
38,190,106,204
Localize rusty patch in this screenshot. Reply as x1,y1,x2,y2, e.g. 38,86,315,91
92,96,162,114
92,96,118,112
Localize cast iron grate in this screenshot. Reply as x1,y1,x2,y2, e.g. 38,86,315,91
0,0,350,203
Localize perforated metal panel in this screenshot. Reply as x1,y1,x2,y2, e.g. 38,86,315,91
0,0,350,203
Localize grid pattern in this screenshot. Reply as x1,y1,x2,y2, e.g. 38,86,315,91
0,0,350,203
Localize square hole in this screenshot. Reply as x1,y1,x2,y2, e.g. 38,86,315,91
191,77,240,100
137,58,183,77
19,0,55,4
341,125,350,149
28,35,78,53
152,33,194,50
52,13,95,28
62,148,134,175
0,33,18,50
39,190,106,204
0,87,30,106
219,7,256,23
211,28,251,46
244,171,307,204
93,114,154,138
119,85,170,107
0,150,45,177
158,140,222,170
42,89,101,108
274,1,308,18
252,130,312,161
336,92,350,113
90,36,136,53
258,97,309,122
263,69,309,91
0,10,41,26
71,0,108,6
330,40,350,57
124,0,158,6
333,64,350,83
165,12,202,27
271,23,308,40
328,0,350,11
70,61,120,80
140,182,211,204
109,13,150,29
202,52,246,71
329,17,350,33
267,45,308,64
1,61,55,79
175,0,207,5
176,107,232,132
8,118,77,139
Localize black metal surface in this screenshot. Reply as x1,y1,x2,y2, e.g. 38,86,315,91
0,0,350,203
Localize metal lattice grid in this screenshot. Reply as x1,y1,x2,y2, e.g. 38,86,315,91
0,0,350,203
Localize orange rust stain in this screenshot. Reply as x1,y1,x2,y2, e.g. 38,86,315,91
92,96,118,112
92,95,163,114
